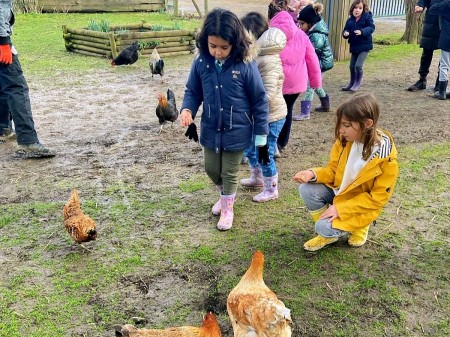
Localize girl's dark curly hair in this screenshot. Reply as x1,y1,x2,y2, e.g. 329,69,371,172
196,8,250,63
335,92,380,161
348,0,370,16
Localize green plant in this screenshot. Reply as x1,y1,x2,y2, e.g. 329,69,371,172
87,19,110,32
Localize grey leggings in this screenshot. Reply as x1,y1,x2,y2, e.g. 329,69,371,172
203,147,244,195
350,51,369,72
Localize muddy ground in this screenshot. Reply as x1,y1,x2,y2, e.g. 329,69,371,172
1,18,449,337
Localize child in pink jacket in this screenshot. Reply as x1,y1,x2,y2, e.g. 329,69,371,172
269,7,321,154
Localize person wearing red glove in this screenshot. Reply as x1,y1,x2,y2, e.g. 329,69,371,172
0,0,55,157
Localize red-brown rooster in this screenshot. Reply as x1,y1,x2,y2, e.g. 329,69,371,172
114,311,222,337
156,88,179,133
63,190,97,244
111,41,139,66
227,251,292,337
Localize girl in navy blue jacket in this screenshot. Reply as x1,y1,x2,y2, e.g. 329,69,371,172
180,8,269,231
341,0,375,92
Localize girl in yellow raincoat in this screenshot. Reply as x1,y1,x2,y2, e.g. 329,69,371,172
293,93,399,251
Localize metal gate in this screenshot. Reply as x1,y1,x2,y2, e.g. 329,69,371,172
371,0,405,17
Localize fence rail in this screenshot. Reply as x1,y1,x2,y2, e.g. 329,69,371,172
371,0,405,17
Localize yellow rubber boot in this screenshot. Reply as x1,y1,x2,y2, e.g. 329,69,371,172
304,235,338,251
309,205,328,222
304,205,337,251
348,225,370,247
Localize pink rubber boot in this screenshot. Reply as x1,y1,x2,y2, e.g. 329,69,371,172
211,185,223,216
240,167,263,188
217,193,236,231
253,174,278,202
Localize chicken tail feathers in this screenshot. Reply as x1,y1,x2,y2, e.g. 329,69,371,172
63,189,80,219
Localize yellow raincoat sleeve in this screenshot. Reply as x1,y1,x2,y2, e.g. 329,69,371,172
311,140,343,188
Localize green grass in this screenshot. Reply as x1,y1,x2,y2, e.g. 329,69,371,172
13,12,201,75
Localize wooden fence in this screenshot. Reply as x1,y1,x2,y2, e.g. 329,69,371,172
63,23,196,59
39,0,165,13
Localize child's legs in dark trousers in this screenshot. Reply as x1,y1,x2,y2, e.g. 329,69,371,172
350,51,369,72
439,51,450,82
0,55,38,145
418,48,434,77
0,96,11,130
299,182,346,238
278,93,299,148
204,147,244,195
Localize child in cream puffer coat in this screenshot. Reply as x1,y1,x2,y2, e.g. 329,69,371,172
240,12,287,202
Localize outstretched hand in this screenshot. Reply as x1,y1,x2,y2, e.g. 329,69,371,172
185,123,199,142
258,144,269,165
292,170,314,183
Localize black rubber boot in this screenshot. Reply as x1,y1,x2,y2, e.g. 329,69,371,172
342,70,356,91
407,76,427,91
438,81,448,100
314,94,330,112
433,76,439,93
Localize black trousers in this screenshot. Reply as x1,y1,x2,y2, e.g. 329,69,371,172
418,48,435,77
0,54,38,144
277,93,300,148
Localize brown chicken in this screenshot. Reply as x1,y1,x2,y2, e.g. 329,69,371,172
156,88,179,133
227,251,292,337
114,312,222,337
63,190,97,244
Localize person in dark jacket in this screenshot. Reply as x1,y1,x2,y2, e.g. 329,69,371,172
180,8,269,231
407,0,441,92
294,3,334,120
341,0,375,92
0,0,55,157
428,0,450,99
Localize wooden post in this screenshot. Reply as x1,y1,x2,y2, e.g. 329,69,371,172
191,0,202,18
321,0,352,61
173,0,178,16
62,25,70,51
108,32,118,59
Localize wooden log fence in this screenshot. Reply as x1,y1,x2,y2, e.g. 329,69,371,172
62,24,196,59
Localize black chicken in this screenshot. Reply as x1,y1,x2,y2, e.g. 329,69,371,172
111,41,139,66
156,88,179,133
149,48,165,81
